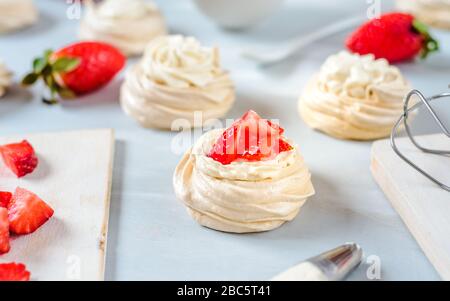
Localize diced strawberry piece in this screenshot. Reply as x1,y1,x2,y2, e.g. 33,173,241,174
0,140,38,178
267,120,284,135
0,263,30,281
7,187,54,235
0,192,12,208
208,110,293,165
0,208,10,254
279,138,294,153
209,127,238,165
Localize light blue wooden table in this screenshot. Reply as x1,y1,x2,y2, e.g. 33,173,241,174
1,0,449,280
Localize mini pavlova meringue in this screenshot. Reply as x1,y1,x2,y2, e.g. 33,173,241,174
0,0,38,34
174,110,315,233
397,0,450,30
79,0,167,56
0,60,12,98
120,35,235,130
299,51,411,140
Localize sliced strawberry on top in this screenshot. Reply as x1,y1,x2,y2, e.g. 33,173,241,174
0,208,10,254
208,110,293,165
0,263,30,281
22,41,126,104
0,140,38,178
8,187,54,235
0,192,12,208
278,138,293,153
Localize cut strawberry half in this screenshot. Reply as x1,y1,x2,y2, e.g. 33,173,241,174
0,191,12,208
0,263,30,281
8,187,54,235
0,140,38,178
0,208,10,254
208,110,293,165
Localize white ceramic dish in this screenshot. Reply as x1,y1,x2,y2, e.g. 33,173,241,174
193,0,284,30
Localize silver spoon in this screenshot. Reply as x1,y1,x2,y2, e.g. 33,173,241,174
241,16,366,66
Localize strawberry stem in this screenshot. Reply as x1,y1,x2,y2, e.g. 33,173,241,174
21,49,80,105
412,19,439,59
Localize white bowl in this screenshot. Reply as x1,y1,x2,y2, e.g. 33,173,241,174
193,0,285,30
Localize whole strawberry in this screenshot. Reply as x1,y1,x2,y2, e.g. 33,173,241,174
22,41,126,104
346,12,439,63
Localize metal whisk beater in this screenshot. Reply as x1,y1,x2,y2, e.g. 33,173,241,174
390,87,450,192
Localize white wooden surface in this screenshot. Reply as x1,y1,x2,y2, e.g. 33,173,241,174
371,134,450,280
0,129,114,281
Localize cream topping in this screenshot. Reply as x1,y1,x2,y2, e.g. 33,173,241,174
79,0,166,56
120,35,235,129
0,0,38,34
173,129,315,233
299,51,411,140
142,35,230,91
272,262,329,281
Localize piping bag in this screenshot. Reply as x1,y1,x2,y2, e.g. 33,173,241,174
272,243,363,281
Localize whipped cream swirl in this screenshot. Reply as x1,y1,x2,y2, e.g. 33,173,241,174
79,0,167,56
0,0,38,34
121,35,235,129
0,60,12,98
299,51,411,140
173,129,315,233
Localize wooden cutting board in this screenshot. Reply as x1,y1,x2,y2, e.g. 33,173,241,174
371,133,450,280
0,129,114,281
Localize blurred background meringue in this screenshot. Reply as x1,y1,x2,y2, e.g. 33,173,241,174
79,0,167,56
0,0,38,34
397,0,450,30
0,60,12,98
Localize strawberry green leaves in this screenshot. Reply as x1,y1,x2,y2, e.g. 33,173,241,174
412,20,439,59
21,49,81,105
21,73,39,85
32,49,52,73
52,57,81,72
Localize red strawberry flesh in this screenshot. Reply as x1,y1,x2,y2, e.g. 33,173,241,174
52,41,126,95
0,140,38,178
208,110,293,165
0,263,30,281
8,187,54,235
0,208,10,254
0,191,12,208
